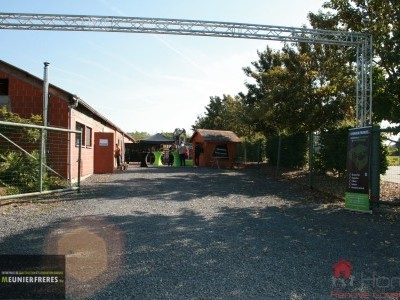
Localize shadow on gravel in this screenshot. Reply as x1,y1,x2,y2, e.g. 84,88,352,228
1,196,400,299
77,166,308,203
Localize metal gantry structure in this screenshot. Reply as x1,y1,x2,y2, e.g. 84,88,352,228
0,12,373,127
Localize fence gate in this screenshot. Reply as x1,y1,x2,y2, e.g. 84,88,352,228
0,120,81,200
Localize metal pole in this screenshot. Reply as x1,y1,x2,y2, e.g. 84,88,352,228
0,120,81,133
43,62,49,126
0,186,80,201
361,43,366,127
244,138,247,164
39,128,44,192
309,131,314,189
369,35,373,125
276,134,281,177
41,62,49,192
356,46,360,127
370,125,381,208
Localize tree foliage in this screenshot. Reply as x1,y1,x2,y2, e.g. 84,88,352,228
242,44,354,136
314,126,350,177
191,0,398,172
0,150,41,193
192,94,259,139
308,0,400,123
0,107,42,144
266,132,308,168
314,125,388,177
127,131,150,141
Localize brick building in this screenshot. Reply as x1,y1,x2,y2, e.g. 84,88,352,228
0,59,134,179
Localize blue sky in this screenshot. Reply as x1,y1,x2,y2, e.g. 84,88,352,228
1,0,326,134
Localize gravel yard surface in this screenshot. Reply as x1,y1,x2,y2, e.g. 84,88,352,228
1,166,399,299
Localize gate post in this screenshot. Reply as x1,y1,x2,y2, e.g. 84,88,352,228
39,127,44,192
370,125,380,208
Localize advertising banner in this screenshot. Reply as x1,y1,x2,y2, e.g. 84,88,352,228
0,255,65,299
345,127,372,212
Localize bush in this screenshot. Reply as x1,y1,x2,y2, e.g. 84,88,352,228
314,127,349,177
0,150,40,194
387,156,400,166
236,139,266,162
314,126,389,177
0,150,68,194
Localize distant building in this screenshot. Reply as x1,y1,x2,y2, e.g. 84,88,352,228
0,59,134,178
190,129,241,168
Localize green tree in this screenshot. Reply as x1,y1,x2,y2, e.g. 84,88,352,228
192,94,256,137
242,44,354,136
314,125,388,177
308,0,400,123
266,132,308,168
192,95,228,130
127,131,150,141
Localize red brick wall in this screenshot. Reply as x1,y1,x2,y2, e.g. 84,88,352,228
1,69,130,179
70,110,130,177
0,71,69,128
1,71,70,178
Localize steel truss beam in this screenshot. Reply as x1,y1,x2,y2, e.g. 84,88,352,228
0,12,373,127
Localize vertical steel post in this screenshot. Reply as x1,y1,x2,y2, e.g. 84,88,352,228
361,43,366,127
43,62,49,127
308,131,314,189
368,35,373,125
355,36,372,128
355,45,360,127
276,134,281,177
40,62,50,192
39,127,44,192
370,125,380,208
244,138,247,164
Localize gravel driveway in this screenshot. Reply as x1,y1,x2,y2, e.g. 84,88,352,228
1,166,399,299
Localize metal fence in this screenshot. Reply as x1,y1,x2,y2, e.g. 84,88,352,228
236,139,266,164
0,121,81,200
266,128,399,204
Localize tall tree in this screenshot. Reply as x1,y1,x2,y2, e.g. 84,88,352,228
127,131,150,141
308,0,400,123
242,43,354,135
192,94,255,137
193,96,226,130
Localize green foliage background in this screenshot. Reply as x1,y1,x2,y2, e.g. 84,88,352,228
0,107,66,195
192,0,398,175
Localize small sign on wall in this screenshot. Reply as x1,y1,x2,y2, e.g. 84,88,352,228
99,139,109,147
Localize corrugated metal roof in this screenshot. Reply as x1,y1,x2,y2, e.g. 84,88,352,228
190,129,241,143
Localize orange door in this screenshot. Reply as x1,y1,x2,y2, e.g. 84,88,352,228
94,132,114,174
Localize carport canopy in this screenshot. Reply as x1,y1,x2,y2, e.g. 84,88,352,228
140,133,174,145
